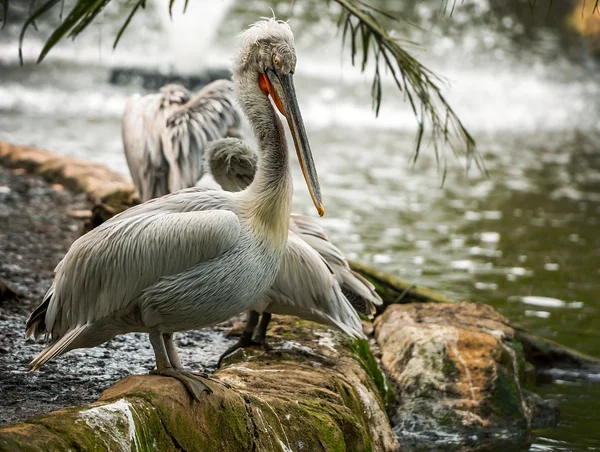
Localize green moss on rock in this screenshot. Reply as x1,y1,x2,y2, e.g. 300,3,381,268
0,316,398,452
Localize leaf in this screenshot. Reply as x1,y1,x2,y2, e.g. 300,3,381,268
0,0,8,31
113,0,145,49
35,0,108,63
30,0,39,31
18,0,61,65
333,0,485,180
360,23,370,71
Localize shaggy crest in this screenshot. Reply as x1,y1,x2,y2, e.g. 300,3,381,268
237,17,293,47
234,18,295,73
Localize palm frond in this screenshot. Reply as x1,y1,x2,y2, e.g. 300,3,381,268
0,0,8,30
24,0,147,63
13,0,599,172
334,0,485,176
19,0,61,64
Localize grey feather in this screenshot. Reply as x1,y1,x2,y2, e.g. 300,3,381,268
252,232,365,339
26,18,326,375
122,81,242,201
207,137,382,316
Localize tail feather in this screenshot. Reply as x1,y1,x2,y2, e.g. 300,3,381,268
325,314,365,339
342,286,375,316
25,289,53,341
340,269,383,316
323,290,366,340
29,324,87,372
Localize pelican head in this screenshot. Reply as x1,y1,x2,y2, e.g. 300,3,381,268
234,18,324,216
206,138,258,192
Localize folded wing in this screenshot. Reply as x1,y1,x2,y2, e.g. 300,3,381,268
290,214,382,316
254,232,365,339
163,80,241,192
26,207,241,344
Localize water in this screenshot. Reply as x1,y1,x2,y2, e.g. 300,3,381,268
1,0,599,449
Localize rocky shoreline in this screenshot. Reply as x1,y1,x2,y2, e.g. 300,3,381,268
2,141,593,451
0,164,242,425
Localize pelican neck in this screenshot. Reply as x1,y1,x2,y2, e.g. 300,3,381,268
239,90,293,241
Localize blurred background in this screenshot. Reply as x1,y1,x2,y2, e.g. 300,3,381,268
0,0,599,449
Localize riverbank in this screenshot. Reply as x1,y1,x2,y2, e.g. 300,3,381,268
0,164,242,425
1,142,594,450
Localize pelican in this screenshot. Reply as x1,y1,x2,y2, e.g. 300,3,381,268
25,19,363,400
205,138,381,362
122,79,241,202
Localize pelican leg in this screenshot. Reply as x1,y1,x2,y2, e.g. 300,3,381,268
217,310,262,367
163,332,183,370
253,312,272,350
149,332,211,401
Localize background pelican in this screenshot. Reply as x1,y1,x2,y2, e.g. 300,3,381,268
122,79,241,201
205,138,381,362
25,18,354,400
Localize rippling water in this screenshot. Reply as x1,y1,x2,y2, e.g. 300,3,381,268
0,0,599,449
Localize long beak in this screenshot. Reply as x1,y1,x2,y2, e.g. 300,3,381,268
267,69,324,216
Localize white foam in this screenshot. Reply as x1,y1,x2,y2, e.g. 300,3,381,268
521,296,566,308
79,399,141,451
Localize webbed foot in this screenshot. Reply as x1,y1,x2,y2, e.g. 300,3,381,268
217,332,264,368
150,368,212,401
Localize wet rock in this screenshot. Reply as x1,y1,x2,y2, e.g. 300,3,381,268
352,260,600,377
0,317,399,452
0,279,23,305
82,190,138,234
0,141,133,201
374,302,559,451
349,259,455,310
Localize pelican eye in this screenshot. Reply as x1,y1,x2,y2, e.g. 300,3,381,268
272,54,281,67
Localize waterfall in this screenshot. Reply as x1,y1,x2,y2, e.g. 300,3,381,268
152,0,235,74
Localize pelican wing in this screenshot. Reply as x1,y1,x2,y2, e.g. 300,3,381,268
28,206,241,342
163,80,241,191
253,232,365,339
122,88,191,201
290,214,382,316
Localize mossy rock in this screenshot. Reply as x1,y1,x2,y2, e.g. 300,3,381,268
0,316,398,452
374,302,559,451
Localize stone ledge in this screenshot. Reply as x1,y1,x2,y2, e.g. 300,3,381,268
0,141,133,201
0,317,399,452
374,303,559,451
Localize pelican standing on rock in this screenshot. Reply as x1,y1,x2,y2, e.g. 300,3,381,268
25,18,347,400
204,138,381,363
122,79,241,202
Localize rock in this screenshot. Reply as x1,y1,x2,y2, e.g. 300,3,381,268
0,279,24,305
374,302,559,451
351,260,600,376
0,317,399,451
0,141,133,201
348,259,455,309
82,190,138,234
109,66,232,91
67,209,93,220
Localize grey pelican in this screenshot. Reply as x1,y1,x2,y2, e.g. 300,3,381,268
122,79,241,202
25,18,362,400
205,138,381,363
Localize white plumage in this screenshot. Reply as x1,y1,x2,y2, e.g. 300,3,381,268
25,18,342,399
204,138,379,362
122,80,241,201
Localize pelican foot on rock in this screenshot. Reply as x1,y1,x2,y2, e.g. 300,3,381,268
150,368,212,401
217,331,268,368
